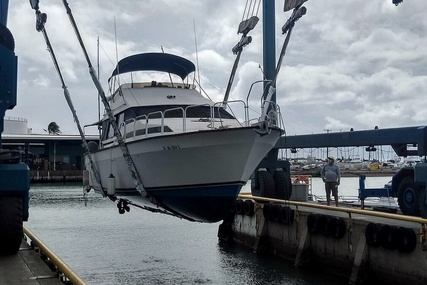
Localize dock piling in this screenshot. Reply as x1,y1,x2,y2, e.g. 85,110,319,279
349,235,367,285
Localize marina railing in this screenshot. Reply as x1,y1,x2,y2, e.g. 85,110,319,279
239,193,427,228
23,226,87,285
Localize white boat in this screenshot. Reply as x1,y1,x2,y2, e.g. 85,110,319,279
85,52,283,222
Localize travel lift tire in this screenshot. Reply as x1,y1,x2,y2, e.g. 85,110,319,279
273,169,292,200
251,170,275,198
397,176,421,216
0,196,23,255
251,169,292,199
419,188,427,218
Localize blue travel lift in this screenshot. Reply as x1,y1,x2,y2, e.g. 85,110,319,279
250,0,307,201
248,1,422,215
281,127,427,218
0,0,30,255
258,0,425,219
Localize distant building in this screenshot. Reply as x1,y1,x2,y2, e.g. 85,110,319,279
2,117,97,171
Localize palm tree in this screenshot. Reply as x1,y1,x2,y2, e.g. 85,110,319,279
47,122,61,135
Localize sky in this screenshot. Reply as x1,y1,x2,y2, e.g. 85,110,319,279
4,0,427,137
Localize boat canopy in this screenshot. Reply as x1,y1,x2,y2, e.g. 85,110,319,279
108,53,196,82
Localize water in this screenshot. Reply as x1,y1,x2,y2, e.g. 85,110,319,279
25,176,391,285
309,175,391,198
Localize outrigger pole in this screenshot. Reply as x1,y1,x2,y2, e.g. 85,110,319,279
29,1,104,197
59,0,147,198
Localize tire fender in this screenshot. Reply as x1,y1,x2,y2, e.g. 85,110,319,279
234,199,244,215
365,222,381,247
243,200,255,216
307,213,320,234
397,227,417,253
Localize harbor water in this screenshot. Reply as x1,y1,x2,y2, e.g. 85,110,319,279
25,176,391,285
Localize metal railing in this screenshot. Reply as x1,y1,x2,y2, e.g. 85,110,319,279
238,193,427,225
120,101,262,141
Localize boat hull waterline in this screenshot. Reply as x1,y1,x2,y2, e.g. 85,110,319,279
86,126,282,222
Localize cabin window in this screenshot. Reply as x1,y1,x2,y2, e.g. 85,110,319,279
101,113,126,140
107,123,115,139
117,113,124,128
125,126,173,138
101,120,109,141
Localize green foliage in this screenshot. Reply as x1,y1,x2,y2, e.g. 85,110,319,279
47,121,61,135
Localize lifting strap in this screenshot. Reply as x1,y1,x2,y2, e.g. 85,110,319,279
30,8,104,196
60,0,147,197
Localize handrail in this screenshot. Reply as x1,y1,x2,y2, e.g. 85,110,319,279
185,104,212,128
214,100,247,127
145,111,163,136
164,107,185,132
245,80,271,125
119,96,277,140
238,193,427,225
23,226,87,285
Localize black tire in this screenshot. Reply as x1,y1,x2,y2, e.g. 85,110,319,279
243,200,255,216
397,227,417,253
234,199,244,215
0,24,15,51
280,206,294,225
0,196,23,255
307,213,320,234
251,170,275,198
217,222,233,243
419,188,427,219
263,203,274,221
271,204,282,222
328,217,346,239
397,176,421,216
379,225,399,250
318,215,331,237
273,169,292,200
365,223,381,247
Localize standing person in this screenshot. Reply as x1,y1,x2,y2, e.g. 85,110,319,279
321,156,341,206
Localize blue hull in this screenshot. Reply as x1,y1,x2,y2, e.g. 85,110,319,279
148,183,243,222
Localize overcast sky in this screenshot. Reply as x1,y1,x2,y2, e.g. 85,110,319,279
5,0,427,138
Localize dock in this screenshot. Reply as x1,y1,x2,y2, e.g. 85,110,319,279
221,195,427,285
0,227,86,285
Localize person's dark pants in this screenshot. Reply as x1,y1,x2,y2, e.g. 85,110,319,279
325,181,338,206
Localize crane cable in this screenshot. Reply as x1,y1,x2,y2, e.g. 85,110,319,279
242,0,261,21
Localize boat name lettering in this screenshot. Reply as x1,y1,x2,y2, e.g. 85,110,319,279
163,145,181,150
